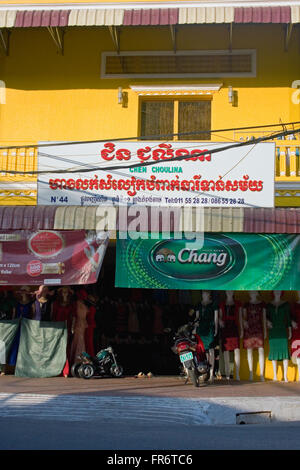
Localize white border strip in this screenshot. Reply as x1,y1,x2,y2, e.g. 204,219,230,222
130,84,223,92
0,2,298,12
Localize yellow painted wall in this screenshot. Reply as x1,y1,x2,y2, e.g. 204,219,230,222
0,20,299,379
0,23,299,205
0,24,299,143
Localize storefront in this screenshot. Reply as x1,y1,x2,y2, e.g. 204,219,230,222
0,205,300,382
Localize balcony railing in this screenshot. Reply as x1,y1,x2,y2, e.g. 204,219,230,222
0,145,37,182
233,132,300,181
0,138,300,182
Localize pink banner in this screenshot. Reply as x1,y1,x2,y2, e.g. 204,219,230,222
0,230,109,285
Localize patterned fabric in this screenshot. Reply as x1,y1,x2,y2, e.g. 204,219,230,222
196,303,216,351
267,302,291,361
291,303,300,358
243,302,264,349
219,301,240,351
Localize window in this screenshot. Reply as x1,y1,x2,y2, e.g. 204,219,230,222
140,99,211,140
101,50,256,78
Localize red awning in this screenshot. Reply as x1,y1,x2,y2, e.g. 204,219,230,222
243,208,300,233
0,206,300,234
0,206,56,230
234,6,291,23
15,9,70,27
123,8,179,26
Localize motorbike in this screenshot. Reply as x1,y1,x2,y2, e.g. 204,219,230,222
173,322,210,387
71,346,124,379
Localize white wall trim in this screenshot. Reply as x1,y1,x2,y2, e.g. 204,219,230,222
130,84,223,94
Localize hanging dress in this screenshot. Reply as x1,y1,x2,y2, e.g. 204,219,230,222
196,303,216,351
8,302,32,366
219,301,240,352
85,305,96,357
32,299,52,321
128,303,140,334
52,300,74,377
70,301,88,366
152,304,164,335
267,302,291,361
243,302,265,349
291,303,300,360
115,302,128,335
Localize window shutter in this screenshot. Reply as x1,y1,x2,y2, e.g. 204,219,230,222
178,101,211,140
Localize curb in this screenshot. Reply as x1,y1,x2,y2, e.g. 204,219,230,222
190,396,300,425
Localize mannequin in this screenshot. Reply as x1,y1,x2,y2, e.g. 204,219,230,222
242,291,267,381
195,290,218,382
76,289,96,357
53,287,74,325
85,295,97,357
31,285,53,321
70,298,89,367
53,287,74,377
291,290,300,382
267,290,292,382
219,291,241,381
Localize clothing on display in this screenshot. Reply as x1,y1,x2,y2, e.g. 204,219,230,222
195,303,216,351
85,304,96,357
243,302,265,349
291,302,300,357
69,300,89,366
32,299,52,321
219,301,240,352
1,285,300,381
267,301,291,361
128,303,140,334
8,301,32,366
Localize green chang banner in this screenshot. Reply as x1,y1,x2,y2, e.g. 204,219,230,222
115,233,300,290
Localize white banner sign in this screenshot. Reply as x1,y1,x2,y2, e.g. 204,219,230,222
37,141,275,207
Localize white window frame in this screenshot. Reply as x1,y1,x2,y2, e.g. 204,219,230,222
100,49,257,79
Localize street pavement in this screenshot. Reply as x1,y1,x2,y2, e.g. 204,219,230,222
1,374,300,398
1,416,300,450
0,376,300,422
0,375,300,450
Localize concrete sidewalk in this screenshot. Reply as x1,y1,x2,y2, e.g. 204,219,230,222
0,374,300,398
1,375,300,424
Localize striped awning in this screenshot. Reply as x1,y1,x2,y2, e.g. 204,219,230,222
291,5,300,23
1,206,300,234
68,8,124,27
234,6,291,23
123,8,178,26
15,9,70,27
0,10,16,28
178,7,234,24
0,5,297,28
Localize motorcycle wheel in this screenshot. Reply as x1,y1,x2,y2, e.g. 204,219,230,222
78,363,95,379
71,363,82,378
198,372,209,384
187,368,199,387
110,364,123,377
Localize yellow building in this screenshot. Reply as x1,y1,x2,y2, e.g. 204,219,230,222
0,0,300,382
0,0,299,205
